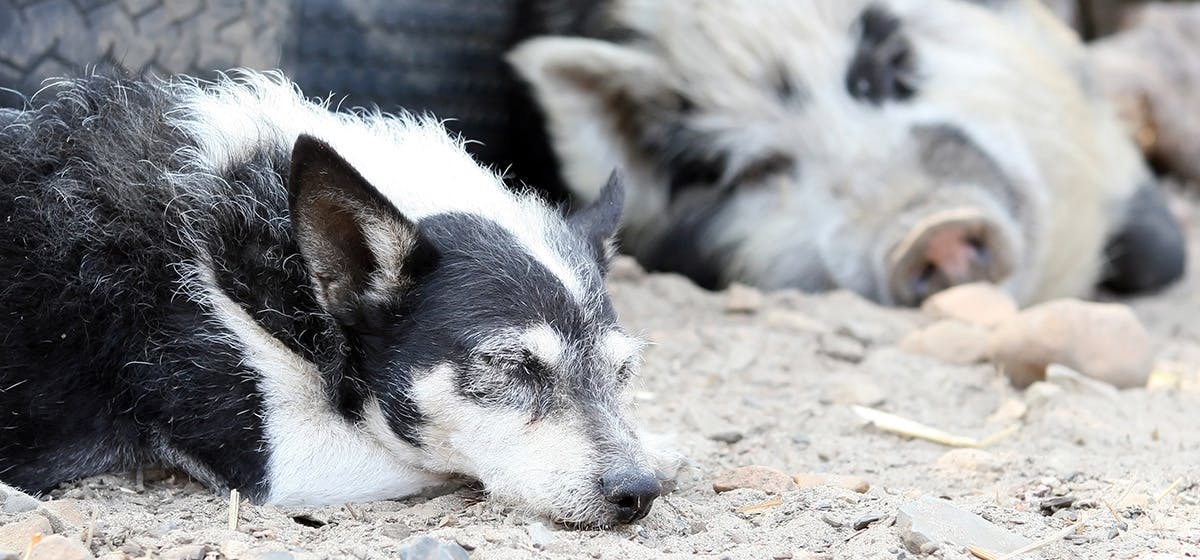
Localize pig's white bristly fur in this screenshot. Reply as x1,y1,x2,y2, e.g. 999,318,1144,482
510,0,1149,304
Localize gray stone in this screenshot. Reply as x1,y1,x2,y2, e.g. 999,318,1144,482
818,333,866,363
3,492,41,514
161,544,209,560
852,511,887,530
526,522,557,548
253,552,295,560
380,523,413,540
0,549,18,560
896,496,1032,555
398,536,470,560
708,431,744,444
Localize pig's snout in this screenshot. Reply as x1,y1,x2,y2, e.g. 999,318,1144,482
599,467,661,523
889,210,1014,305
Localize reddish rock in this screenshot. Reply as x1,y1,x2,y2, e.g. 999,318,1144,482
920,283,1018,328
0,515,53,552
989,299,1152,388
713,466,797,494
28,535,94,560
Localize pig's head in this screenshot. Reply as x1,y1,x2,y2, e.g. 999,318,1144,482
510,0,1179,305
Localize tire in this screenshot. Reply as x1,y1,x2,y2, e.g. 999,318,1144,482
0,0,523,174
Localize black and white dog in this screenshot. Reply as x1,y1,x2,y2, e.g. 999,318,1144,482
0,71,664,527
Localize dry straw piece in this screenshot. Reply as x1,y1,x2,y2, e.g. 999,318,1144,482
852,406,1018,448
735,496,784,514
228,488,241,531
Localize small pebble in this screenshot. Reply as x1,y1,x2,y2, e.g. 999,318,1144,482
526,522,556,548
254,552,295,560
397,536,470,560
792,473,870,493
219,540,251,559
920,283,1018,327
853,512,887,530
2,493,40,514
1039,495,1076,515
708,431,744,444
380,523,412,540
723,284,764,314
935,449,1000,474
161,544,208,560
713,465,797,494
818,333,867,363
825,376,885,406
765,311,830,334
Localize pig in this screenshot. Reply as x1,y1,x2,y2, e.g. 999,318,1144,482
509,0,1186,305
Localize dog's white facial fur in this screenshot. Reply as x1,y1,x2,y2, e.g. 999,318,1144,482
510,0,1150,304
401,323,654,527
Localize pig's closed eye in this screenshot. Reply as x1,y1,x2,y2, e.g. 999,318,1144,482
733,153,795,186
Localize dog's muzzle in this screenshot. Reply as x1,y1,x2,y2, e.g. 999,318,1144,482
599,467,661,523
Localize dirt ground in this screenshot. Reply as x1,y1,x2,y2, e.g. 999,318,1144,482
3,191,1200,560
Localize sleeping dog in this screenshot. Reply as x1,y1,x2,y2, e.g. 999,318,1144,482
0,71,663,527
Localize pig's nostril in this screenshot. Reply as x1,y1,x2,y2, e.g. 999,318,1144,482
600,468,661,524
890,212,1013,306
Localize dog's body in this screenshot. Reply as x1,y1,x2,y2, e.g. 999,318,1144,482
0,72,662,526
510,0,1186,305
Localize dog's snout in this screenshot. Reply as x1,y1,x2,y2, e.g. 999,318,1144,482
599,468,661,524
889,210,1014,305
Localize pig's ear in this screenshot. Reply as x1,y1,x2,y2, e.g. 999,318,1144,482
568,170,626,264
288,134,438,327
507,36,670,203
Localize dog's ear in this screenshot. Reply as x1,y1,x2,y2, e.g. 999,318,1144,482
569,170,626,265
288,134,437,327
508,37,670,203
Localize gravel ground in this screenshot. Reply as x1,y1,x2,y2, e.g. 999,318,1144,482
2,192,1199,560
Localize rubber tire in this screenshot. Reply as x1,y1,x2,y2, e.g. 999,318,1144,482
0,0,522,172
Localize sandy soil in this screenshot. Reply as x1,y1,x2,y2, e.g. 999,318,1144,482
3,193,1200,560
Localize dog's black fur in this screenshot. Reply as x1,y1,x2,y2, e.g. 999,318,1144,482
0,75,290,497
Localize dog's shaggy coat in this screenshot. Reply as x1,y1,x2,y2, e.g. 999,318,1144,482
0,71,662,526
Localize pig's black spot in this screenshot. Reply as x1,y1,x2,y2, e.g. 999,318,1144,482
846,5,918,105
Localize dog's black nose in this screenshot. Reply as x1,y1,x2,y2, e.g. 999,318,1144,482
600,468,661,523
